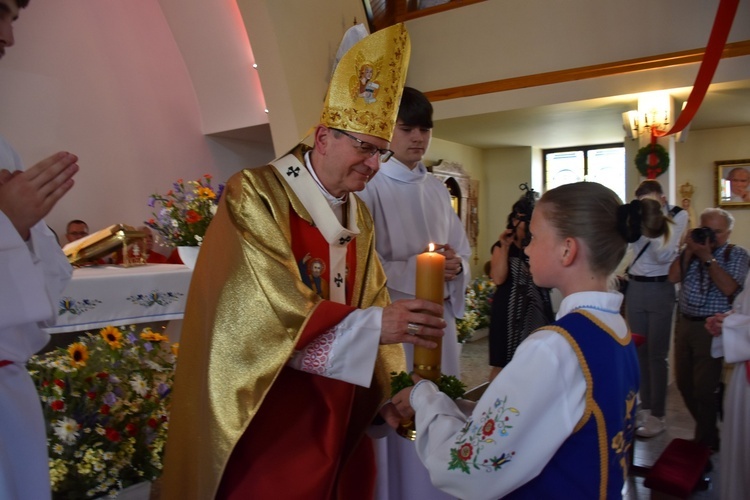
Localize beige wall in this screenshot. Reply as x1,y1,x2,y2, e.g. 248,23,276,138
405,0,750,121
425,137,486,277
237,0,368,154
673,125,750,250
0,1,275,237
480,147,535,273
421,139,537,278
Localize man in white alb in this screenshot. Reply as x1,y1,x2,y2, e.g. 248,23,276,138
1,2,80,498
359,86,472,500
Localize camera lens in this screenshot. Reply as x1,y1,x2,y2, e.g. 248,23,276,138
690,227,716,244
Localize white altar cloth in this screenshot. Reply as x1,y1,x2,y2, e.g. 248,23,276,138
43,264,192,334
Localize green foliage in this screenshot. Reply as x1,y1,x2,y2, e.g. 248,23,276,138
437,373,468,400
390,371,467,400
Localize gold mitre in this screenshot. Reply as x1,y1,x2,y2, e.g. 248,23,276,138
320,24,410,142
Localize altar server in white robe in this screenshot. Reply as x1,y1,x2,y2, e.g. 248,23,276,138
706,273,750,500
359,87,471,500
1,2,79,497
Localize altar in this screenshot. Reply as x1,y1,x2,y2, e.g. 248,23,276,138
43,263,192,341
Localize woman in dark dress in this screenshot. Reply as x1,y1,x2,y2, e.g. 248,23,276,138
488,191,554,381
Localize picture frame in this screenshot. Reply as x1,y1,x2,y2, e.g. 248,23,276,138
715,159,750,208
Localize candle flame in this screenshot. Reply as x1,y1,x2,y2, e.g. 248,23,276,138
428,243,435,252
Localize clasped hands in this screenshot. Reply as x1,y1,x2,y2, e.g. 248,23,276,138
705,311,731,337
431,243,462,281
0,152,79,240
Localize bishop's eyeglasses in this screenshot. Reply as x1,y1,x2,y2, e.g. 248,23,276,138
333,129,394,163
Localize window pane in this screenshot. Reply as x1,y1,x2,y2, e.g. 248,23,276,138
587,147,626,202
545,151,584,190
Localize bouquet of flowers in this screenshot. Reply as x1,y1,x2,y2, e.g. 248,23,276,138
28,326,178,499
455,275,496,343
456,307,479,344
146,175,224,247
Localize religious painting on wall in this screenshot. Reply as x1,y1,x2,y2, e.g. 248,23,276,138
715,159,750,208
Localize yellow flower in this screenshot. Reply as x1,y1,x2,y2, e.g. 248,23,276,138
67,342,89,368
140,329,169,343
99,326,123,349
196,186,216,199
171,342,180,357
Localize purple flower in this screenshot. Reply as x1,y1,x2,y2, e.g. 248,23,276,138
144,342,153,352
127,332,137,343
103,392,117,406
148,197,156,207
215,184,225,202
158,383,170,398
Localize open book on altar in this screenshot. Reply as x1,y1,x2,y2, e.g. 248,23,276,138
63,224,147,267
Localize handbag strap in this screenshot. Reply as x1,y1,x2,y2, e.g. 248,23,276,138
626,242,650,274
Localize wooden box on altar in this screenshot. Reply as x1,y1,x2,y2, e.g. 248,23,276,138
63,224,147,267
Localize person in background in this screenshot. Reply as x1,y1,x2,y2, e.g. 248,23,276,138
65,218,88,242
391,182,670,499
160,25,446,500
626,180,688,438
138,226,182,264
1,1,80,498
669,207,749,452
358,86,471,500
487,187,553,382
705,272,750,500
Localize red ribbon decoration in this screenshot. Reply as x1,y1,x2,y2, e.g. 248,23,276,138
654,0,739,138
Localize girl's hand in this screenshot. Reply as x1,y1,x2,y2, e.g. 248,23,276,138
379,402,405,429
390,374,424,422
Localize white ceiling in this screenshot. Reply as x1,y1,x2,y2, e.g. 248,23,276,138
431,79,750,150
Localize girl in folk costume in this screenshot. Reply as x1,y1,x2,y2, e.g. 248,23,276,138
392,182,670,499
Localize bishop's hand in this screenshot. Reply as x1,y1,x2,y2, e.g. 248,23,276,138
380,299,444,349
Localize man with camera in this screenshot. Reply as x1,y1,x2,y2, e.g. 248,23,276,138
626,180,688,438
668,208,748,452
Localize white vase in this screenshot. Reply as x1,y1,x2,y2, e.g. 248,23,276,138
470,326,489,342
177,246,200,269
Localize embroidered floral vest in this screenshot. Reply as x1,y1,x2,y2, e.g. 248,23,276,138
505,311,639,499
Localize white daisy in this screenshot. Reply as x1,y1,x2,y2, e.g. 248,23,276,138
130,373,149,397
53,417,79,445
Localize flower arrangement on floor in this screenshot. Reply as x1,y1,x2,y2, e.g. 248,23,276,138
28,326,178,499
146,174,224,247
456,275,496,343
